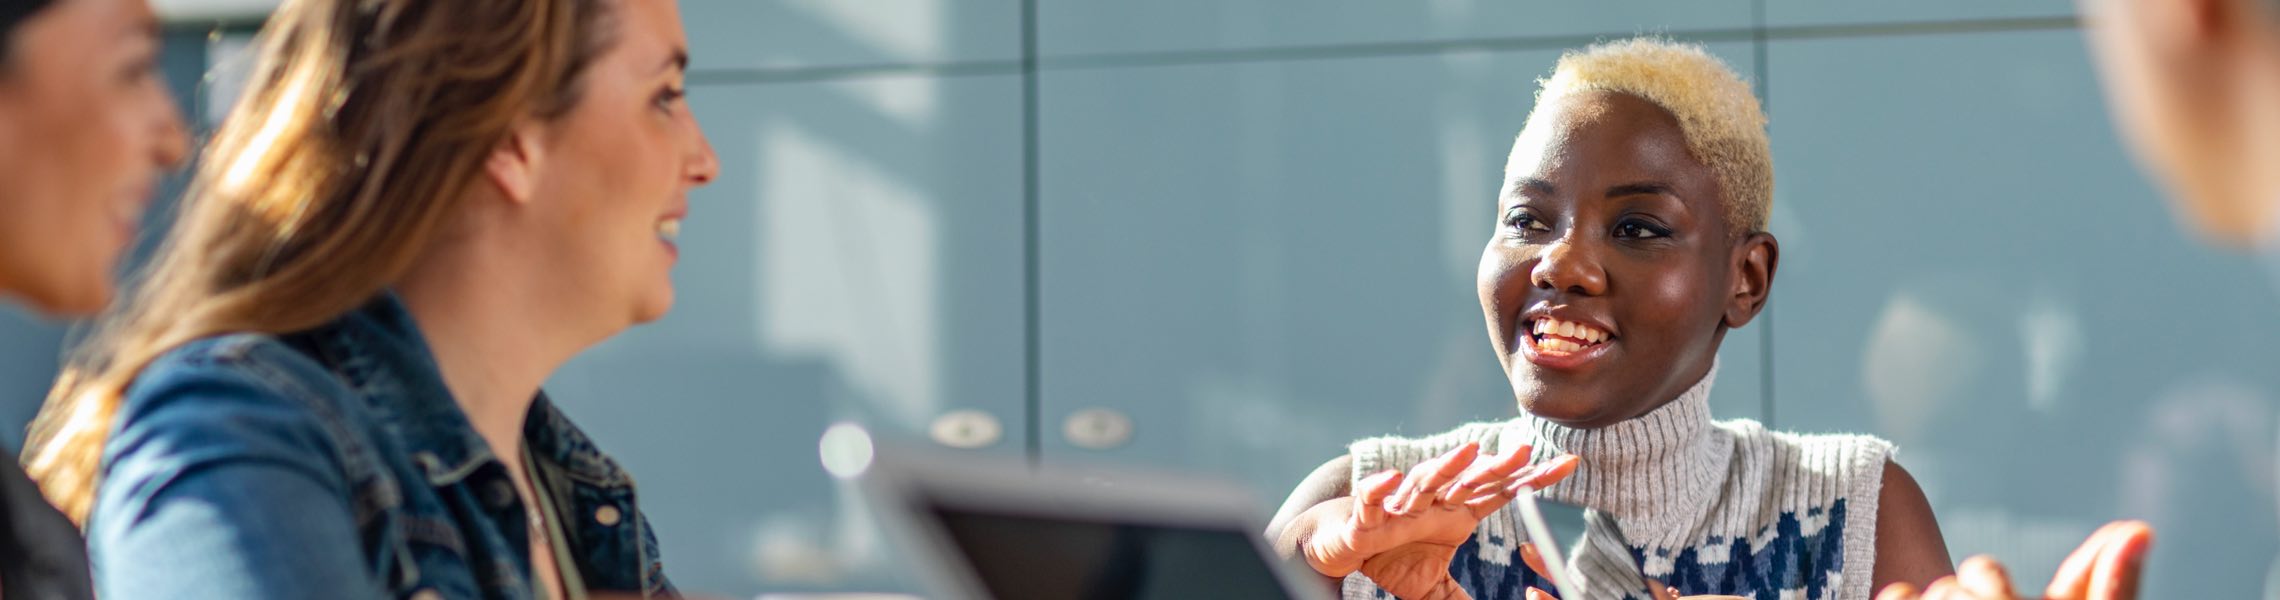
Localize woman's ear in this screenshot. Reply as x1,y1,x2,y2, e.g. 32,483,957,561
482,123,545,206
1723,231,1779,329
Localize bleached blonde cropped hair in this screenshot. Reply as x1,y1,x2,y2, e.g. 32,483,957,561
1524,38,1773,233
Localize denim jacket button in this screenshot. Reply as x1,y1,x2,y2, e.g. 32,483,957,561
485,481,516,508
407,589,442,600
594,505,622,526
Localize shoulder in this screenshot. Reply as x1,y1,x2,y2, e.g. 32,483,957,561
108,333,363,493
128,333,347,408
1872,460,1952,589
90,334,398,598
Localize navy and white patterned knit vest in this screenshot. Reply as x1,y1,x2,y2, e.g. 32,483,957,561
1343,365,1893,600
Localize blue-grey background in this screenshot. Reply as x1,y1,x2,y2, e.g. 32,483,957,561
3,1,2272,597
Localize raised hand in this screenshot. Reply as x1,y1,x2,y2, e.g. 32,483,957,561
1872,521,2152,600
1304,441,1580,599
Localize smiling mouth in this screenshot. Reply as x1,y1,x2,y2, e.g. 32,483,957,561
1527,317,1612,355
656,218,682,243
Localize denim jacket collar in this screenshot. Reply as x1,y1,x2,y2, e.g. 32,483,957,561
303,292,627,488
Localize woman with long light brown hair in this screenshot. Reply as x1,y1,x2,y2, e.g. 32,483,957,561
22,0,717,596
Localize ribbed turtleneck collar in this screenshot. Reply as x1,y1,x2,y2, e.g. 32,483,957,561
1511,362,1728,542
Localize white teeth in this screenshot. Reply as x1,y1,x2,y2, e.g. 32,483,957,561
657,218,682,242
1532,317,1611,348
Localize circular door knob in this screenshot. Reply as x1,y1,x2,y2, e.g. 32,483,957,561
1062,408,1133,450
929,409,1003,449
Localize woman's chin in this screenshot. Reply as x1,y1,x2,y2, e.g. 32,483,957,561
1515,394,1620,429
23,266,113,318
630,287,675,325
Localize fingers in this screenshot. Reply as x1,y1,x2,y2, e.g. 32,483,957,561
2045,521,2125,598
1519,542,1551,579
1443,444,1534,503
1955,555,2017,599
1454,451,1573,504
1875,582,1922,600
1354,470,1403,529
1394,443,1480,514
1462,480,1525,514
2088,521,2152,600
1649,579,1679,600
1526,587,1558,600
1920,576,1964,600
1517,454,1582,491
2046,520,2153,600
1459,453,1578,517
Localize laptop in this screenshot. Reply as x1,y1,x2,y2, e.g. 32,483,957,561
861,446,1333,600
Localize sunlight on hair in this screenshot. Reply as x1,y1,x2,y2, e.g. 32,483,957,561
219,77,307,203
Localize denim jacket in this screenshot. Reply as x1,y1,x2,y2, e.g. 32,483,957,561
90,294,672,599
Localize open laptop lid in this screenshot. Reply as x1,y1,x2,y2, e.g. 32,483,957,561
861,445,1332,600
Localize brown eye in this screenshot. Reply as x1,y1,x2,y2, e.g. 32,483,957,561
1613,219,1670,239
654,87,686,111
1505,209,1552,233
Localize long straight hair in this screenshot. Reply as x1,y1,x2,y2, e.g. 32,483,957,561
25,0,615,524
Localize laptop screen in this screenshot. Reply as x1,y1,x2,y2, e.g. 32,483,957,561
929,506,1311,600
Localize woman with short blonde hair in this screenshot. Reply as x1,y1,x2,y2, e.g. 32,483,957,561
1268,38,1954,600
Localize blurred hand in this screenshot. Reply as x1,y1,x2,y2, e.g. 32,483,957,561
1872,521,2152,600
1303,441,1580,599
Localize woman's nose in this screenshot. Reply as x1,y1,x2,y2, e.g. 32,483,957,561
685,117,720,186
154,95,190,169
1529,238,1608,296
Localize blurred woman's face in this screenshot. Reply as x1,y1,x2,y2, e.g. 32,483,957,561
1478,91,1741,429
0,0,188,316
2081,0,2275,245
526,0,718,329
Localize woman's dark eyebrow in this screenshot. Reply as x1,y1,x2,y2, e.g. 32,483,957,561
1507,177,1557,198
1605,181,1675,198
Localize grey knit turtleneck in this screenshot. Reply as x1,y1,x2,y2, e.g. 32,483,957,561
1343,364,1894,600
